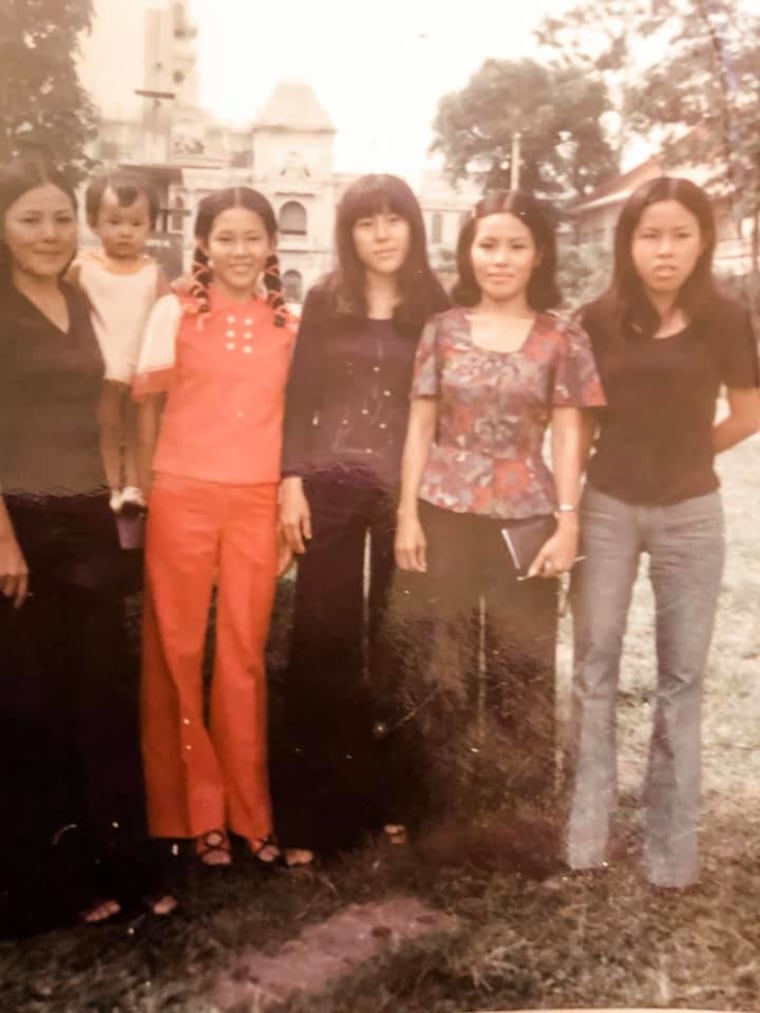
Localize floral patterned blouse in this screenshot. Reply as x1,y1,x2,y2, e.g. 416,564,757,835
411,306,605,519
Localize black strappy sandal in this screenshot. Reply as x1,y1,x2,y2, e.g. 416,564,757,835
250,835,314,870
195,828,232,867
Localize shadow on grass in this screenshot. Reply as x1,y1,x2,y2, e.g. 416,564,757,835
1,795,758,1012
3,438,760,1010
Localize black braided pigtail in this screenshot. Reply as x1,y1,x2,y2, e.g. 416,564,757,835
263,252,287,328
190,244,212,321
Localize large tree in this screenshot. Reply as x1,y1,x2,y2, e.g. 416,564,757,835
430,58,618,204
0,0,97,179
536,0,760,304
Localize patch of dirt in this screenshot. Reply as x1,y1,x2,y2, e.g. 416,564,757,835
213,895,458,1010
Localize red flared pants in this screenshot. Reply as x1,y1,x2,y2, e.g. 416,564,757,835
141,473,278,843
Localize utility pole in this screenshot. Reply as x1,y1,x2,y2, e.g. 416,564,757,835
510,132,522,190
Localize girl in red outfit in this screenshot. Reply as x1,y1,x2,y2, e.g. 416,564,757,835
135,188,309,868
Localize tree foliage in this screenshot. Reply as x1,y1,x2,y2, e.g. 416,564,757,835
430,59,618,205
0,0,96,179
536,0,760,302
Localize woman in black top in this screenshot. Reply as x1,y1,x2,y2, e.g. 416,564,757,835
565,177,760,889
0,160,173,930
277,174,448,853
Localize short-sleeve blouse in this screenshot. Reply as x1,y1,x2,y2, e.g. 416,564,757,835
412,306,605,519
135,294,295,485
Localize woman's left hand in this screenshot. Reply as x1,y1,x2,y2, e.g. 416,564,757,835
528,521,579,579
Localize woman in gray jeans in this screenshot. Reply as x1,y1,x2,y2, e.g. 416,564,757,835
565,177,760,889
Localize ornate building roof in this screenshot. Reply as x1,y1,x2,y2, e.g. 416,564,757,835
254,80,336,134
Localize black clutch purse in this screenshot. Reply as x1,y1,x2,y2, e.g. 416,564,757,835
500,515,557,578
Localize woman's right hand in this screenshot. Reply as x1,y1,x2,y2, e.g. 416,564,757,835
279,476,312,554
395,511,427,572
0,529,30,608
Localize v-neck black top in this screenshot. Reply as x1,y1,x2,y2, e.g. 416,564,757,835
0,280,106,496
582,296,759,505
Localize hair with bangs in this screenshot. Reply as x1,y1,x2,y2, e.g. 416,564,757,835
452,189,560,310
85,171,161,228
596,175,718,337
328,173,447,331
0,158,78,282
189,186,287,327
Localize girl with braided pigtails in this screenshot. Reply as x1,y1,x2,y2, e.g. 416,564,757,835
134,187,311,869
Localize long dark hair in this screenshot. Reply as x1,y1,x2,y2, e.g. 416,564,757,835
0,159,77,283
596,176,718,337
189,186,286,327
327,173,447,331
452,189,560,310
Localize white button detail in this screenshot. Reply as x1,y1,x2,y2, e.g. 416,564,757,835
244,318,253,326
372,366,380,372
361,408,369,415
379,422,387,429
244,332,252,340
243,346,252,354
383,389,391,397
183,718,190,725
226,329,235,338
227,315,236,324
226,343,235,350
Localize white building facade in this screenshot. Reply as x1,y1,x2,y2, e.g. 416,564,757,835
79,1,478,293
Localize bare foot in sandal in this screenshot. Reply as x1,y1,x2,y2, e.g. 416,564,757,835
283,848,314,867
81,898,121,924
195,828,232,867
250,836,314,869
383,824,408,845
143,893,178,916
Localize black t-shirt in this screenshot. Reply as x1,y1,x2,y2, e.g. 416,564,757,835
582,296,759,505
0,280,106,496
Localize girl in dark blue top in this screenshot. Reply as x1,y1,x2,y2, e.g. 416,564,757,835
277,174,447,854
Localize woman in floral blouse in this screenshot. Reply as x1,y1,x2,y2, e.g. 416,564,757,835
394,190,604,831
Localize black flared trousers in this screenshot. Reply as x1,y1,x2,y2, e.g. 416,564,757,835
272,474,405,853
0,495,154,928
391,500,560,826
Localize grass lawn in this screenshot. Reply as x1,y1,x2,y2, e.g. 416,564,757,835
1,438,759,1012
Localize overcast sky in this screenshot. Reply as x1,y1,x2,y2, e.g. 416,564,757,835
188,0,574,183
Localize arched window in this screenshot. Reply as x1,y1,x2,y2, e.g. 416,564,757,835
431,211,443,244
282,269,304,303
279,201,307,236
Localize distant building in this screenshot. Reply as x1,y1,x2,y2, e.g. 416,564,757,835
79,0,477,292
573,154,753,280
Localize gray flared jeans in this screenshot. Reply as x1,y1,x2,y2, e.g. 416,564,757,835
565,485,724,888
